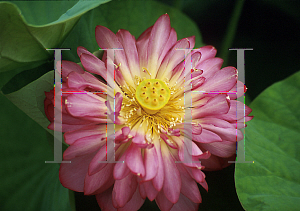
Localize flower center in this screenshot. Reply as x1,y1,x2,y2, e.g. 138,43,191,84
120,76,184,142
135,79,171,114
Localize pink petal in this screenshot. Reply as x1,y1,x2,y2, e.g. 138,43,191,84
233,115,253,129
197,66,237,92
189,140,205,158
201,120,244,142
147,14,171,77
105,93,125,125
200,154,236,171
66,71,87,90
186,36,196,49
121,126,131,138
65,93,107,118
192,94,230,119
229,80,245,99
118,186,145,211
95,25,134,86
197,45,217,62
177,165,202,203
112,173,137,208
139,183,147,199
156,28,177,71
84,163,115,195
191,51,202,68
200,180,208,191
114,127,131,144
219,100,252,122
61,82,68,90
67,71,107,91
44,89,54,100
157,37,190,80
177,122,202,136
81,71,108,91
47,121,96,133
80,53,108,80
191,168,206,183
170,51,201,87
137,26,153,41
59,152,95,192
61,60,85,81
142,147,158,181
174,136,205,158
87,145,107,175
77,46,103,63
142,180,158,201
96,187,117,211
125,143,145,177
196,57,223,80
44,99,54,122
182,142,210,161
131,132,148,148
199,140,236,158
161,144,181,203
191,94,210,107
152,141,164,191
155,191,174,211
170,194,199,211
136,30,150,71
160,133,178,149
115,92,123,112
116,29,140,78
193,128,222,144
167,128,181,137
64,124,106,145
169,51,193,87
200,116,234,128
113,153,131,180
177,144,209,169
61,112,92,126
88,137,122,175
63,134,105,160
95,25,122,49
192,123,202,135
192,76,205,90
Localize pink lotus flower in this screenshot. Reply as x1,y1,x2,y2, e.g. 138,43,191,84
44,14,253,211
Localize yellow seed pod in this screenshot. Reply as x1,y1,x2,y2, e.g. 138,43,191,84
136,79,171,114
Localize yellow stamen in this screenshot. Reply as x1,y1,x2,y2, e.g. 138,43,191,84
142,67,151,77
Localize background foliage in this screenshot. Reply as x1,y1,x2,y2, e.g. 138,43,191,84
0,0,299,211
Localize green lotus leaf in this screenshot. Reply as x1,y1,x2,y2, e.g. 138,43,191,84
0,0,110,72
0,93,72,211
235,71,300,211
